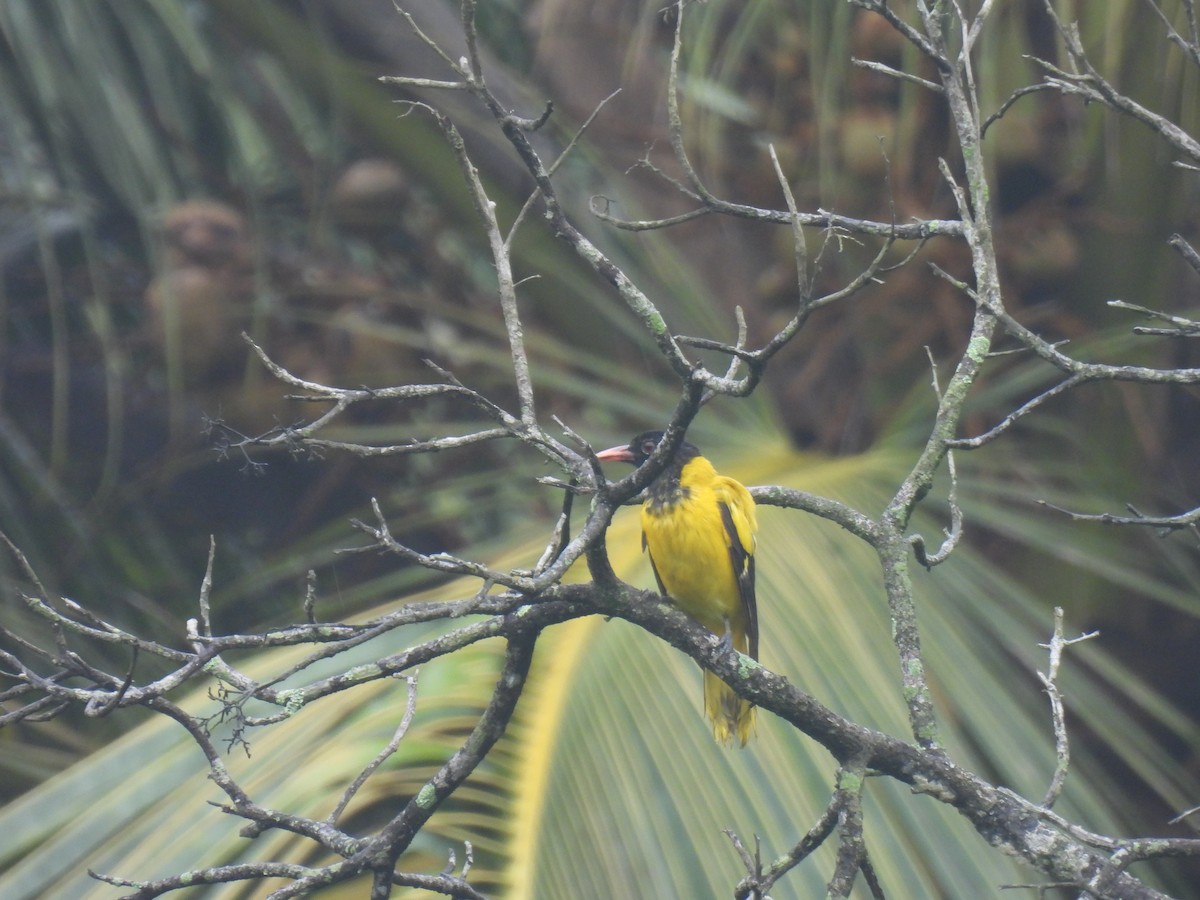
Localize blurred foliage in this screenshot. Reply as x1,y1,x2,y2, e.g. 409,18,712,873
3,436,1200,898
1,0,1199,896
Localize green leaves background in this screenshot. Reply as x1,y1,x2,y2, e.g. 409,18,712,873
1,1,1198,896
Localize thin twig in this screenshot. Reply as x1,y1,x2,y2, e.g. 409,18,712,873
328,673,420,825
851,57,944,93
198,537,216,638
1037,607,1098,809
505,89,622,251
910,347,963,568
733,791,841,898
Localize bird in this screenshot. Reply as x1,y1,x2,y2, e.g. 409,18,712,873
596,430,759,746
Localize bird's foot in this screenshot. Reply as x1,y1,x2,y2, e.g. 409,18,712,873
717,623,735,656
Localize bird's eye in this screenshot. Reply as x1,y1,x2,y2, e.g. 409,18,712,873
641,439,657,455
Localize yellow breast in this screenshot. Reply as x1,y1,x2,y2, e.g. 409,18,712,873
639,456,756,635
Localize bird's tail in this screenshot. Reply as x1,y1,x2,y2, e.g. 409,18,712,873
704,670,755,747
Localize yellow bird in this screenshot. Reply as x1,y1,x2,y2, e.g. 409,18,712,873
597,431,759,746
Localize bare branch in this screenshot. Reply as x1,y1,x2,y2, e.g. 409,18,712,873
1111,298,1200,338
1037,608,1099,809
909,348,964,568
827,761,876,899
848,1,947,69
664,0,712,202
931,262,1200,386
768,143,810,304
352,631,538,893
1088,838,1200,896
198,536,215,638
388,1,467,77
594,197,961,241
851,57,944,93
328,673,420,825
8,3,1200,897
750,486,880,546
732,785,839,898
506,89,621,250
378,75,469,91
947,373,1092,450
1037,4,1200,163
1038,500,1200,536
1138,0,1200,67
981,81,1062,137
1169,233,1200,277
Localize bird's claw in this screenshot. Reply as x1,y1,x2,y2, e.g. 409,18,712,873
717,627,735,656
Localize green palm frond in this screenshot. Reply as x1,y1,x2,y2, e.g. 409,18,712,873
3,435,1196,898
0,611,517,899
3,2,1200,897
513,444,1199,897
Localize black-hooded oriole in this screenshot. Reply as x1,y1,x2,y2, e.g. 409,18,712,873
597,431,758,746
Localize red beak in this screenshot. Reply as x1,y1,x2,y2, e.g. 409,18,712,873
595,444,636,463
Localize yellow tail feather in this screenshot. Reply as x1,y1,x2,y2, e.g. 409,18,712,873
704,669,755,747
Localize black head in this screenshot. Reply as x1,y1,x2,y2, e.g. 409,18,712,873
596,430,700,466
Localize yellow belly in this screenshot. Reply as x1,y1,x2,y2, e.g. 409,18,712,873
638,455,758,745
640,490,742,640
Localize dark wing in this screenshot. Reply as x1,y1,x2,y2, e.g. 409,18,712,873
643,530,669,597
719,500,758,660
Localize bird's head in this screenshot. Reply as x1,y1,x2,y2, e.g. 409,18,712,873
596,430,700,467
